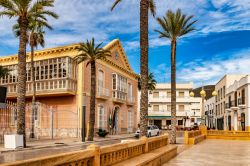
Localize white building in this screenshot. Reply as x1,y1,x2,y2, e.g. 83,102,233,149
148,83,202,129
225,75,250,131
214,74,245,130
205,97,216,129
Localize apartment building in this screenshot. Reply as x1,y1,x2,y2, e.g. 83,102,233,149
148,83,202,129
214,75,244,130
0,39,138,138
225,75,250,131
205,96,215,129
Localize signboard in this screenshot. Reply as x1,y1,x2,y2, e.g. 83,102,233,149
0,86,7,109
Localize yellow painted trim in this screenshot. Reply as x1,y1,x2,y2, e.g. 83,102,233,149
207,136,250,140
246,126,250,132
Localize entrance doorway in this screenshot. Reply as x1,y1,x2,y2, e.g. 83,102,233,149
154,120,162,129
228,115,231,131
113,107,119,134
241,113,245,131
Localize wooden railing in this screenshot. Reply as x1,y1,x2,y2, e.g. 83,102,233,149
3,135,168,166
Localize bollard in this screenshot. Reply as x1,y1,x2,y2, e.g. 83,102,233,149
87,144,100,166
140,136,148,153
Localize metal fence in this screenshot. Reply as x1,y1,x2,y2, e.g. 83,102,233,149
0,101,79,144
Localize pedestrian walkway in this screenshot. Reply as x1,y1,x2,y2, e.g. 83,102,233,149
164,139,250,166
0,133,134,153
0,134,134,164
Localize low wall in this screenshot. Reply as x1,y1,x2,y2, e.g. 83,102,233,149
184,130,205,145
207,130,250,140
2,135,170,166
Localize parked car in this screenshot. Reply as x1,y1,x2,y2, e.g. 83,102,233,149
135,125,160,138
191,123,199,130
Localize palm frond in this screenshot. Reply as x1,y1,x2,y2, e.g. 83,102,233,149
111,0,122,11
155,8,197,40
75,38,111,65
149,0,156,17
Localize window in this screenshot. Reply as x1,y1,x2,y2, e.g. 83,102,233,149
167,105,171,111
178,120,183,125
153,92,159,98
127,111,133,132
112,74,117,90
179,91,184,98
153,105,159,112
98,106,105,130
178,105,185,111
166,120,171,125
223,86,225,98
128,83,132,101
112,73,127,100
98,70,104,92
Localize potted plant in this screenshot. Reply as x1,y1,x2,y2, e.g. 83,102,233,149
96,129,109,138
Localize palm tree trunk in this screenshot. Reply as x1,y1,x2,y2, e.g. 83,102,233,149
170,39,177,144
30,44,36,139
87,61,96,141
17,17,28,148
139,0,149,137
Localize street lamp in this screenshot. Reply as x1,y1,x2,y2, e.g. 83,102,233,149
189,87,217,125
82,94,86,142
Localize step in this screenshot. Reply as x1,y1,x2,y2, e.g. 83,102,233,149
112,145,177,166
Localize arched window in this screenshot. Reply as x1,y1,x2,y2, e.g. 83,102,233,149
98,105,105,130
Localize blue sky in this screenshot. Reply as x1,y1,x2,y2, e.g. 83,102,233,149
0,0,250,87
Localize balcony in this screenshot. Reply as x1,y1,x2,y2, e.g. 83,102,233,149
148,110,170,117
226,100,238,111
127,97,135,106
112,90,126,103
96,88,109,99
6,78,77,98
150,96,195,103
238,98,246,108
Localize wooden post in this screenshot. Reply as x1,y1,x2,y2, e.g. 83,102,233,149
140,136,148,153
87,144,100,166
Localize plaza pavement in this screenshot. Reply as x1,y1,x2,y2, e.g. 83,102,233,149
164,139,250,166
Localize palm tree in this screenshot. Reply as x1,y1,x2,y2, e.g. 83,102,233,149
0,66,9,78
13,21,54,138
0,0,58,147
138,72,157,91
155,9,197,144
74,38,111,141
111,0,156,136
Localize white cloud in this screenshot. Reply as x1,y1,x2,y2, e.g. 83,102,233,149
177,48,250,84
152,48,250,86
0,0,249,53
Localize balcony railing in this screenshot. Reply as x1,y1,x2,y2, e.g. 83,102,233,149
127,97,135,105
97,88,109,99
112,90,127,103
7,78,77,97
238,98,246,105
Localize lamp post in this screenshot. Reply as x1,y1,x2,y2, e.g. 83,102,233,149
82,94,86,142
190,87,217,126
